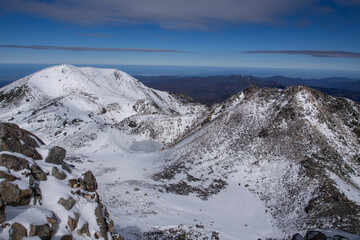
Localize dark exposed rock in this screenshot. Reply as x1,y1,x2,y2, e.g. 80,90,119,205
52,166,67,180
305,231,327,240
0,122,43,160
67,212,79,231
29,223,52,240
61,235,73,240
0,170,18,181
45,146,66,165
292,233,305,240
77,222,90,237
46,214,57,236
32,185,42,205
0,154,29,171
0,180,32,206
58,197,76,211
31,164,47,181
83,171,98,192
9,222,28,240
0,197,5,223
95,204,109,240
61,163,71,173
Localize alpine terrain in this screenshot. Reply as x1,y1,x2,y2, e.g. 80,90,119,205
0,65,360,240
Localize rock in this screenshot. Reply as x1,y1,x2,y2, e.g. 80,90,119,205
62,162,71,173
211,231,220,240
46,214,57,236
77,222,90,237
61,235,73,240
32,185,42,205
0,180,32,206
83,171,98,192
67,212,79,231
0,154,29,171
0,197,5,224
305,231,327,240
31,164,47,181
9,222,28,240
52,166,67,180
292,233,305,240
58,197,76,211
45,146,66,165
334,235,350,240
0,170,18,181
0,123,43,160
95,204,108,240
29,223,52,240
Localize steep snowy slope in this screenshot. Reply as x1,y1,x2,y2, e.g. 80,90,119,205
0,64,207,149
2,66,360,240
153,85,360,236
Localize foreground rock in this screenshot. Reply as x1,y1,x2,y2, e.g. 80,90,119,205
0,122,123,240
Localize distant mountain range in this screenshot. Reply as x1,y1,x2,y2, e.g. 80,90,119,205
136,75,360,104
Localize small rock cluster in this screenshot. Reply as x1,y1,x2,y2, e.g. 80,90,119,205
0,122,123,240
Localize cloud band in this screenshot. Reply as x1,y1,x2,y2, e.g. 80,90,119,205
0,45,187,53
243,50,360,58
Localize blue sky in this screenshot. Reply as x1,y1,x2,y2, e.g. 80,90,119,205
0,0,360,71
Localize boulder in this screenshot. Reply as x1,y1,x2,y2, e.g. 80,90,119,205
0,180,32,206
0,170,18,181
95,204,108,240
0,123,43,160
0,154,29,171
305,231,327,240
0,197,5,223
9,222,28,240
52,166,67,180
61,235,73,240
292,233,305,240
45,146,66,165
67,212,79,231
29,223,52,240
31,164,47,181
58,197,76,211
83,171,98,192
77,222,90,237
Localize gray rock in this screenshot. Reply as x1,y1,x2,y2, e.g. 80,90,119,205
0,197,5,224
0,180,32,206
83,171,98,192
305,231,327,240
45,146,66,165
0,154,29,171
9,222,28,240
95,204,108,240
0,170,18,181
31,164,47,181
77,222,90,237
61,235,73,240
58,197,76,211
67,212,79,231
0,123,43,160
29,223,52,240
292,233,305,240
61,163,71,173
52,166,67,180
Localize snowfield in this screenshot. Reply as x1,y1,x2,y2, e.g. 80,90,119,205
1,65,360,239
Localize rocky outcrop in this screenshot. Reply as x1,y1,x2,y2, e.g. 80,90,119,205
45,146,66,164
0,122,44,159
0,122,123,240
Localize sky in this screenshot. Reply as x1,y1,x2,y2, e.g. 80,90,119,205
0,0,360,71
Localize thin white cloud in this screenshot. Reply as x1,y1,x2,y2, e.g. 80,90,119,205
0,0,314,30
244,50,360,58
0,45,188,53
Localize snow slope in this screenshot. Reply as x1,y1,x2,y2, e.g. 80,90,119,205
1,66,360,239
